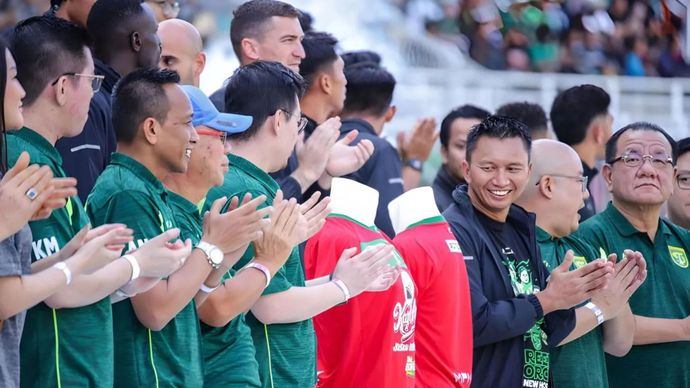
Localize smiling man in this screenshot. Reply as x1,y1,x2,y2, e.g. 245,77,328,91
575,122,690,388
442,116,615,388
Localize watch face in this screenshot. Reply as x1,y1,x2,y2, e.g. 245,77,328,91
210,248,224,265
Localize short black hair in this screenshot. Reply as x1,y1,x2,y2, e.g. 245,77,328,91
230,0,301,60
342,62,395,117
299,31,339,88
677,137,690,159
10,15,90,106
298,9,313,32
465,115,532,164
112,67,180,144
604,121,678,165
342,50,381,67
496,102,548,137
550,84,610,146
0,38,9,172
87,0,146,53
224,61,306,141
440,104,491,148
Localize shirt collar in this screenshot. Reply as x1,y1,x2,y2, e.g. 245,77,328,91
110,153,166,194
340,118,377,136
15,127,62,166
582,161,599,182
228,153,279,193
302,115,318,138
94,58,121,95
536,226,554,243
601,201,671,237
167,191,200,216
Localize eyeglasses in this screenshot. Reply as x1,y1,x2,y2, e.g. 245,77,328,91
677,174,690,190
197,129,228,145
149,0,180,18
607,152,673,169
51,73,105,93
536,174,589,192
279,109,308,134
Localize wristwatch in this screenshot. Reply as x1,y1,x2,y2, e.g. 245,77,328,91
404,158,424,172
196,241,224,269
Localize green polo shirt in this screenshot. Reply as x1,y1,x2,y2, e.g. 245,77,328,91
537,227,608,388
204,154,316,388
575,202,690,388
7,128,112,387
87,153,202,388
169,191,262,387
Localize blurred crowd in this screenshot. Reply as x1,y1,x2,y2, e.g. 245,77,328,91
415,0,690,77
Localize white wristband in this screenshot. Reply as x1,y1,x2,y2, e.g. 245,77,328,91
53,262,72,285
586,302,605,325
122,255,140,281
331,279,350,303
243,262,271,289
200,282,220,293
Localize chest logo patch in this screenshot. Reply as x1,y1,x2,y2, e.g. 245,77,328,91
572,256,587,269
668,246,689,269
445,239,462,253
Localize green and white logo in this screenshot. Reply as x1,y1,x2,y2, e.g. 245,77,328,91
572,256,587,269
668,246,689,268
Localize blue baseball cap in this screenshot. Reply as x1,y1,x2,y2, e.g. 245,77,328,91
180,85,252,134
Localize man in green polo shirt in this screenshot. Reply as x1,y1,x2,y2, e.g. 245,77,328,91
87,67,274,387
575,122,690,388
206,61,397,388
9,16,193,387
516,139,646,387
165,85,310,386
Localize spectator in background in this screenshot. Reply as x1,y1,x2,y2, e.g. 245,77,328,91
340,61,436,237
48,0,95,28
55,0,161,203
144,0,179,22
666,137,690,230
550,84,612,221
623,34,647,76
158,18,205,87
297,8,313,32
341,50,382,67
433,104,490,212
496,101,549,140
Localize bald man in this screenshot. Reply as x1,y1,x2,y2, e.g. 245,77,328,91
515,139,645,388
159,18,205,86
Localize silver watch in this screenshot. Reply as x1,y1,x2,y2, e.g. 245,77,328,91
196,241,223,269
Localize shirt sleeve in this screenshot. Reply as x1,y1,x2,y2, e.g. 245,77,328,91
0,234,23,276
89,191,164,242
451,223,543,347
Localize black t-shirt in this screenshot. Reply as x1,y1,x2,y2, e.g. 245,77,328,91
476,211,551,388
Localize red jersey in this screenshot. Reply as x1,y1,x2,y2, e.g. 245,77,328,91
392,216,473,387
304,214,417,388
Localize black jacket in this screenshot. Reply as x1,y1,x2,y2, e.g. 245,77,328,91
432,164,463,212
55,58,119,203
578,162,598,222
339,118,403,238
443,185,575,388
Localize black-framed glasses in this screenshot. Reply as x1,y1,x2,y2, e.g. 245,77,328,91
279,109,308,134
536,174,589,192
677,174,690,190
51,72,105,93
607,152,673,169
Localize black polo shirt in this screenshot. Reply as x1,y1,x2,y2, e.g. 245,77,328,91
339,118,404,237
579,162,598,222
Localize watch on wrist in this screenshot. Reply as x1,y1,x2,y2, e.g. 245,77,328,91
404,158,424,172
196,241,224,269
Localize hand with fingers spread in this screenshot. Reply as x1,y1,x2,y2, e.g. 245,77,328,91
31,177,78,221
537,250,615,314
397,117,439,162
253,193,301,272
201,195,270,255
293,117,341,187
67,225,135,273
130,228,193,278
326,129,375,177
0,152,56,238
331,244,396,298
297,191,331,243
592,250,647,319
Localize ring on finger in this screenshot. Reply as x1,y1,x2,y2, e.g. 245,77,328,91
25,187,39,201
